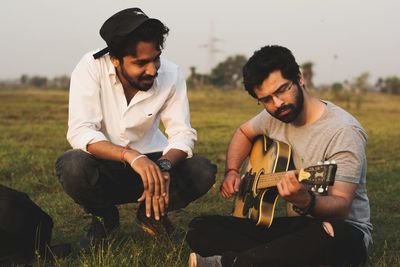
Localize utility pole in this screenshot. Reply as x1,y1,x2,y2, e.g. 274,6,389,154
200,22,223,72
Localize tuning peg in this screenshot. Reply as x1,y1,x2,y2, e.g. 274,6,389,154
318,187,325,193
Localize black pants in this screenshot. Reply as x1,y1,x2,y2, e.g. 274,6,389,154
55,150,216,217
186,215,367,267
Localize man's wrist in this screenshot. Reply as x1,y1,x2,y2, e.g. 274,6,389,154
293,190,316,216
120,145,131,162
224,168,239,176
130,154,148,166
124,149,142,164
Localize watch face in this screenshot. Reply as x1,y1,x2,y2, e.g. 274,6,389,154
157,159,172,171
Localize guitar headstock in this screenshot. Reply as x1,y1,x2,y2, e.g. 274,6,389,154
298,161,337,194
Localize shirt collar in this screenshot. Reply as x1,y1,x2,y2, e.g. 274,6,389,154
105,55,119,85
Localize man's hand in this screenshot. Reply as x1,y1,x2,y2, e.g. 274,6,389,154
150,171,170,220
276,170,310,209
129,155,168,220
220,170,241,198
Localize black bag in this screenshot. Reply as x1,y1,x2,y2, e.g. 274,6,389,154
0,185,53,264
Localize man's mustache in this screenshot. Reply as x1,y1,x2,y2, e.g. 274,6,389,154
140,73,158,81
275,104,293,116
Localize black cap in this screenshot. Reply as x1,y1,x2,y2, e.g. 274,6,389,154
93,8,160,59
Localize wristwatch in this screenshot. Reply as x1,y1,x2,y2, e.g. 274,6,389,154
156,159,172,172
293,190,316,216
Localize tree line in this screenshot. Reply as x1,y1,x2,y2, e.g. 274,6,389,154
1,55,399,94
0,74,70,90
188,56,400,95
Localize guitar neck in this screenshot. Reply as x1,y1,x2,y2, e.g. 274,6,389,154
256,168,311,189
256,172,288,190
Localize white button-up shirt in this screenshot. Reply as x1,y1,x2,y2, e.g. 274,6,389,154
67,51,197,157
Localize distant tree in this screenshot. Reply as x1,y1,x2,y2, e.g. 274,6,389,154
375,77,384,92
52,75,70,90
383,76,400,94
20,74,29,85
331,82,343,96
187,66,208,89
350,72,371,109
29,76,48,88
330,82,351,106
353,72,370,93
209,55,247,88
301,62,314,90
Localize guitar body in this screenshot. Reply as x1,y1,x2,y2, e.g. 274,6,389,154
233,136,291,227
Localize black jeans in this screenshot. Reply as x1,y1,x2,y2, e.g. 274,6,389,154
55,150,216,217
186,215,367,267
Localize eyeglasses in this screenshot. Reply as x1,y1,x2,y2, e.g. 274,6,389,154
257,81,294,105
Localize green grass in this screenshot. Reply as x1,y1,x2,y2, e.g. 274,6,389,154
0,88,399,266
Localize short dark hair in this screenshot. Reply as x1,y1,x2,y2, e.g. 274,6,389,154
242,45,301,98
109,19,169,59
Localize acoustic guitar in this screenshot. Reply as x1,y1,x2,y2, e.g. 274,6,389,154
232,135,337,227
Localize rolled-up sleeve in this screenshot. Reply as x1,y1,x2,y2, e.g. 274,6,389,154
66,53,108,151
160,68,197,157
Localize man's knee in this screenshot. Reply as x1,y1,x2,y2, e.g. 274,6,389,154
188,216,210,230
185,155,217,195
186,217,215,256
55,149,99,194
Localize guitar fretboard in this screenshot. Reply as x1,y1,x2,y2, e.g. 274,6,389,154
256,172,288,189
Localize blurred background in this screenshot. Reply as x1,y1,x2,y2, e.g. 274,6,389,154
0,0,399,93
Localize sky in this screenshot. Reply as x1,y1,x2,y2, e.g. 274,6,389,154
0,0,399,85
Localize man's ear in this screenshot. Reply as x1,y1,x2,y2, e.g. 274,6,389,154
298,73,305,88
110,56,121,68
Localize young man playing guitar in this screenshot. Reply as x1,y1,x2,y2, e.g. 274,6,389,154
186,45,372,266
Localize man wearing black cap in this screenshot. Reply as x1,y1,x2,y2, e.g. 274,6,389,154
55,8,216,249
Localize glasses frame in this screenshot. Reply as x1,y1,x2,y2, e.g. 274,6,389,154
257,81,295,105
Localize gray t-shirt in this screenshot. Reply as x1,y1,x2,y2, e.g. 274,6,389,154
249,101,372,248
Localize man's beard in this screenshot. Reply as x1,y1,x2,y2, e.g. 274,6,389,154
269,85,304,123
121,66,157,92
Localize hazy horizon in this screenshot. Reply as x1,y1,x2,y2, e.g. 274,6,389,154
1,0,399,86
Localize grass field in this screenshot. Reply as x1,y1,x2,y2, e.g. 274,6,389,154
0,88,399,266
